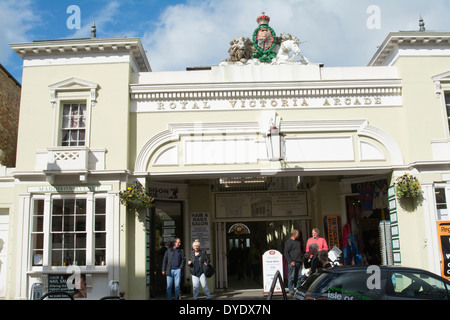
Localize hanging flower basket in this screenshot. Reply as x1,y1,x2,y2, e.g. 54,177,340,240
394,173,422,199
119,182,154,211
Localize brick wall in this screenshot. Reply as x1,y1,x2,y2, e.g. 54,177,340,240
0,65,21,168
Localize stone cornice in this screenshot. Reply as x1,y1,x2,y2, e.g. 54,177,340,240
368,31,450,66
10,37,151,72
130,79,402,101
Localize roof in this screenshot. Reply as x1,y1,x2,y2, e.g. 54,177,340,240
0,64,21,87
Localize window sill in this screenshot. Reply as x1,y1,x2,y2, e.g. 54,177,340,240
28,266,110,275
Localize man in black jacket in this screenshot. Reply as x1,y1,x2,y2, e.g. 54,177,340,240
284,229,303,295
162,237,186,300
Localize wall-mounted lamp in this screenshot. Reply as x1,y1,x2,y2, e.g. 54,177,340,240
265,113,285,161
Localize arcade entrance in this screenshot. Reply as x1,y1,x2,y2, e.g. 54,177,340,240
224,220,309,290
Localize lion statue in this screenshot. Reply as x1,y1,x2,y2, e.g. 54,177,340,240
222,36,255,64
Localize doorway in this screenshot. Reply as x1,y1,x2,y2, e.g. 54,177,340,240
0,209,9,298
225,220,308,290
150,200,184,297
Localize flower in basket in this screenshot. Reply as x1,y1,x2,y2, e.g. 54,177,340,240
394,173,422,199
119,182,154,210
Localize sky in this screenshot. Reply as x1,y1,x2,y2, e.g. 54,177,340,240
1,0,450,83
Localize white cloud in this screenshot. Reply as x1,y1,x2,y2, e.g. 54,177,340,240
0,0,40,63
141,0,450,71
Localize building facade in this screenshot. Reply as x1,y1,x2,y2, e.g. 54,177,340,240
0,64,21,299
0,64,21,168
2,16,450,299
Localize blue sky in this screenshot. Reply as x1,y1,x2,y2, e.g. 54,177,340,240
1,0,450,83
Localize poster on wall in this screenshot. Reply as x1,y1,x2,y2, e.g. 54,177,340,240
48,273,87,298
437,221,450,279
191,212,210,253
323,215,342,249
262,250,283,294
215,191,308,220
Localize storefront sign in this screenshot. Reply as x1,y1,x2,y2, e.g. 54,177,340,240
262,250,283,294
437,221,450,279
190,212,211,253
28,185,112,193
323,215,342,249
132,93,402,113
148,182,188,199
47,273,87,298
215,191,308,220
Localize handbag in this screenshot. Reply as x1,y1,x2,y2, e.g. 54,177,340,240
203,263,215,278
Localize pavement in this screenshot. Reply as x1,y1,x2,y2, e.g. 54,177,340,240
182,288,288,300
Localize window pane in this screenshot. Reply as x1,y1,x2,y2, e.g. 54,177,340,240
95,216,105,231
64,200,75,214
75,250,86,266
33,216,44,233
64,233,74,249
53,200,63,214
95,233,106,248
391,271,449,299
95,250,106,266
76,199,86,214
64,215,74,231
95,198,106,213
76,216,86,231
52,216,63,232
34,200,44,216
76,234,87,248
31,234,44,251
52,250,62,266
52,234,63,249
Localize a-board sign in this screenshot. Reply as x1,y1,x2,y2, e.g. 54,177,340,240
262,250,283,294
437,221,450,279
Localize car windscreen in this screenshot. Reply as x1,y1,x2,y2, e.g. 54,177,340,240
300,272,327,293
316,271,384,300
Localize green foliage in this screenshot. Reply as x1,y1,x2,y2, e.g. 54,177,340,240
119,181,154,210
394,173,422,199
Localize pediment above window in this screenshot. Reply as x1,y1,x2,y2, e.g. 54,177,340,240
432,71,450,97
49,77,99,107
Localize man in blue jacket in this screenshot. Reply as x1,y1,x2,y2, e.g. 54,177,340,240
162,237,186,300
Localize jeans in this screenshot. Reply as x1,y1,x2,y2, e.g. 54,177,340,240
288,263,302,292
166,268,182,300
192,273,211,300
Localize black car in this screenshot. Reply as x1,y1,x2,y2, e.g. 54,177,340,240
294,265,450,300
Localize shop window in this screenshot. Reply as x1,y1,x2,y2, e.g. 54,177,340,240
94,198,106,266
61,102,86,146
435,187,449,221
31,200,45,266
31,195,108,268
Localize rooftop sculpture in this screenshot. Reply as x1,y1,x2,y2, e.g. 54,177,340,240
221,12,310,66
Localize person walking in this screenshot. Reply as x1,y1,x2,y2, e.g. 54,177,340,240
162,237,186,300
284,229,303,295
187,239,212,300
